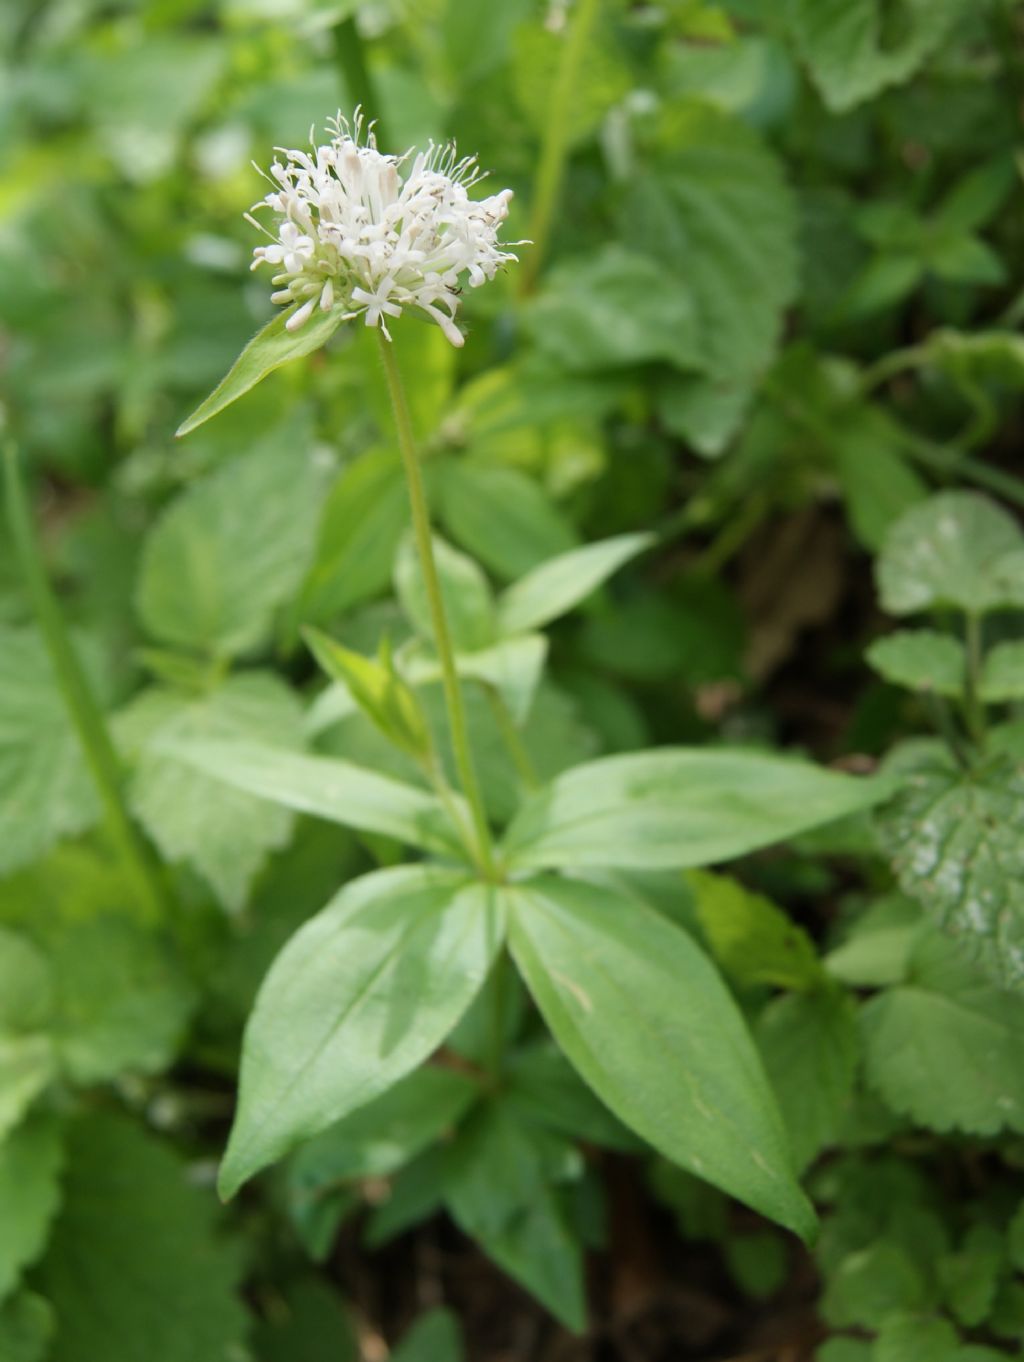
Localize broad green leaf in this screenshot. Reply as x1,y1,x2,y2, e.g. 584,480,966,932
391,1308,464,1362
873,1313,960,1362
497,533,653,636
175,307,345,436
38,1113,247,1362
0,1117,63,1302
656,372,753,459
866,630,966,698
822,1244,931,1329
162,738,464,859
0,1039,55,1146
293,449,409,628
757,990,859,1171
0,627,104,875
503,749,892,872
435,460,577,581
785,0,970,112
395,534,497,654
0,1292,54,1362
862,931,1024,1135
981,642,1024,703
219,866,504,1197
527,245,702,372
0,849,194,1084
0,931,56,1138
688,868,825,992
825,896,921,989
507,876,815,1238
629,102,798,381
118,672,306,911
443,1101,587,1331
877,492,1024,617
878,745,1024,988
136,424,323,657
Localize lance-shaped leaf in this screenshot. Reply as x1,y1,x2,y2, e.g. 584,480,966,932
219,866,504,1197
161,738,465,859
507,876,815,1238
497,533,653,636
503,748,893,872
176,307,345,437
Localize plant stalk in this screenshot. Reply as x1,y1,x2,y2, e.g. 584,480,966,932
517,0,602,296
377,332,495,875
964,611,987,748
3,442,170,920
332,17,389,151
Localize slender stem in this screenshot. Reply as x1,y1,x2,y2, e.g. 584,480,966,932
484,685,540,791
3,443,170,920
517,0,602,296
377,332,495,874
332,17,389,151
486,950,508,1083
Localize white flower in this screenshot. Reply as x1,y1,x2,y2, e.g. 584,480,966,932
247,111,518,346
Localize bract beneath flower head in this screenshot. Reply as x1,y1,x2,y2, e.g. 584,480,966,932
247,110,518,347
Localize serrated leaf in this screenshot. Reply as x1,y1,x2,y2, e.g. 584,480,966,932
878,746,1024,988
822,1242,931,1329
981,642,1024,703
0,1038,55,1146
176,307,344,436
0,850,194,1084
118,672,305,911
508,876,815,1239
38,1112,247,1362
136,423,323,657
293,449,409,628
443,1101,587,1331
785,0,970,112
220,866,503,1197
872,1313,960,1362
0,1117,63,1303
866,630,966,698
163,737,464,859
688,868,824,991
629,102,798,381
504,749,892,872
395,534,497,654
435,460,577,582
497,533,653,636
527,245,702,373
862,930,1024,1135
938,1223,1004,1328
0,627,104,876
877,492,1024,617
757,990,859,1171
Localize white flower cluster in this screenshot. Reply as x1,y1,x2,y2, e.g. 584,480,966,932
248,112,517,346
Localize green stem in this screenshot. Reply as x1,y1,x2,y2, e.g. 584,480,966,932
332,17,389,150
377,332,495,875
486,950,508,1083
3,443,170,920
484,685,540,791
517,0,602,296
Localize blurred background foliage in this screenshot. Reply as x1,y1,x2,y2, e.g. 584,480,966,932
3,0,1024,1359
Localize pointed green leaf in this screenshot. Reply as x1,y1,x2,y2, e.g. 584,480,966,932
508,876,815,1238
220,866,504,1196
162,738,464,859
503,749,893,872
497,533,653,637
175,307,345,437
395,535,497,653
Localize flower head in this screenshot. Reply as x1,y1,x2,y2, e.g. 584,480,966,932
247,111,517,346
